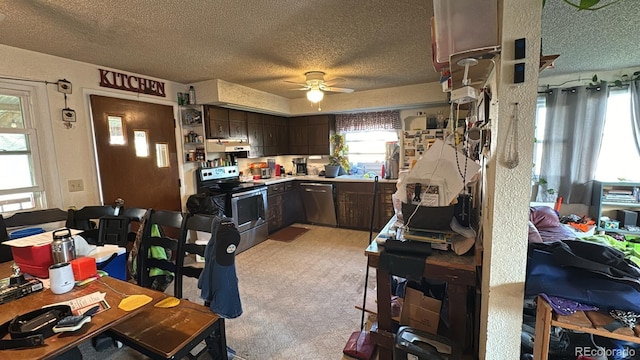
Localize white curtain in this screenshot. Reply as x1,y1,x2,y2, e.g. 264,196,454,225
630,80,640,155
539,84,609,204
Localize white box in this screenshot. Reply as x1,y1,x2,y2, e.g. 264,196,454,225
433,0,499,64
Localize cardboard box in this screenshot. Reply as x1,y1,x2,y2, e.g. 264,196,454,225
400,287,442,334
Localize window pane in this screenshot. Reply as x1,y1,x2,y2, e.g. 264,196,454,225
156,143,169,168
0,95,24,129
0,192,36,212
0,133,29,151
108,116,125,145
344,130,398,174
595,90,640,181
0,154,34,190
134,130,149,157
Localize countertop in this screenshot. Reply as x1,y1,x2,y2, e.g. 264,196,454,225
252,174,398,186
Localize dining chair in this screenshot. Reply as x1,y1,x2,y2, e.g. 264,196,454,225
96,207,148,247
65,205,121,231
135,209,185,292
176,213,239,299
0,208,68,262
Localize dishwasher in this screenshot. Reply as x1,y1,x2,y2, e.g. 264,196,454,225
299,183,337,226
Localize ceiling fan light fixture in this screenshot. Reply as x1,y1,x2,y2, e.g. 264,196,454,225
306,88,324,103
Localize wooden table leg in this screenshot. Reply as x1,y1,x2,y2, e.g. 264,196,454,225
375,264,394,360
533,296,552,360
447,283,469,351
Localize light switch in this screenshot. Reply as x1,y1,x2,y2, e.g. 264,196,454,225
68,179,84,192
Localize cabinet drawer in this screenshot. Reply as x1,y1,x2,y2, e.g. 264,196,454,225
268,183,285,195
284,181,295,192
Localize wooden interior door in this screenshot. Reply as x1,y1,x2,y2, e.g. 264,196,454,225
90,95,181,211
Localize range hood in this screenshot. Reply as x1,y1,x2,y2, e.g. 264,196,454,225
206,139,251,153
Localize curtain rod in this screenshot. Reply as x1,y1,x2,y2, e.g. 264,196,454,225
538,83,630,94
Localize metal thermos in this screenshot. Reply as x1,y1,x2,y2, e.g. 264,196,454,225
51,228,76,264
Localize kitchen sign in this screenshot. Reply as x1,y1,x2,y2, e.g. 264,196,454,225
98,69,166,97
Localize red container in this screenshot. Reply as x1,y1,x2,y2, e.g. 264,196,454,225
11,243,54,278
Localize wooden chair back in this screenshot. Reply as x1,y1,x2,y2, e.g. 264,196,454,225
136,209,185,291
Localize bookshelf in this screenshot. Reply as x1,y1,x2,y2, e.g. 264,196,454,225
590,181,640,235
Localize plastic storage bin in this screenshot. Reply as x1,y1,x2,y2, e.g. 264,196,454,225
90,245,126,280
432,0,498,64
11,243,54,278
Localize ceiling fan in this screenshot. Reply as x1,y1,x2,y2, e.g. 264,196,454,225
287,71,354,103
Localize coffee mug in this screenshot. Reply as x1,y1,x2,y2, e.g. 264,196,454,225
49,262,75,294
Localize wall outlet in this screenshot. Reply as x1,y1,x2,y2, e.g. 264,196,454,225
68,179,84,192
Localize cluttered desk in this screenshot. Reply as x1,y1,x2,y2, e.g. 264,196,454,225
367,214,481,360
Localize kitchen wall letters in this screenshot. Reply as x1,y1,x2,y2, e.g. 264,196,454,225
98,69,166,97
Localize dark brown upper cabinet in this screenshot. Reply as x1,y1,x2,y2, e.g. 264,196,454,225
247,112,264,157
204,105,247,140
288,115,335,156
264,115,288,156
288,117,309,155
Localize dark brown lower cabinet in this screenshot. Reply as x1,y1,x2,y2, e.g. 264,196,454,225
267,181,304,233
336,182,396,231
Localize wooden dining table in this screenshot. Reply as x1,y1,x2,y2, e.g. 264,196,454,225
0,261,164,360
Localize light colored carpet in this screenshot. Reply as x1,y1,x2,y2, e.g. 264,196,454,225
80,223,378,360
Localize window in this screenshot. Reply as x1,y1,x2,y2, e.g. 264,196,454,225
344,130,399,174
0,88,45,212
594,89,640,181
534,88,640,184
0,82,59,214
532,95,547,178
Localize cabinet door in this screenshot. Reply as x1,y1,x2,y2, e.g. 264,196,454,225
335,182,375,230
307,115,333,155
247,112,264,157
263,115,278,156
288,117,309,155
376,183,397,230
284,182,304,225
275,117,289,155
205,105,229,139
228,109,248,139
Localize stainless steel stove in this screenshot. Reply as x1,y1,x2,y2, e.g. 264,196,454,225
192,165,268,253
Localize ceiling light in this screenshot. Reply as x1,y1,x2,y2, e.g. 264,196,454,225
306,88,324,103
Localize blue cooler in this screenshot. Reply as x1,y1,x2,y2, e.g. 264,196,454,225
91,245,127,280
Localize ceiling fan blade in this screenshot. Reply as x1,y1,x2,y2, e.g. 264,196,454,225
323,77,347,86
284,80,308,86
322,86,354,93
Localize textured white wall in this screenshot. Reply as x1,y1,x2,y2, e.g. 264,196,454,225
479,0,542,358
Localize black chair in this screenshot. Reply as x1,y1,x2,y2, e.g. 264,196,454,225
65,205,121,231
66,205,121,245
96,208,148,247
135,209,185,292
0,208,68,262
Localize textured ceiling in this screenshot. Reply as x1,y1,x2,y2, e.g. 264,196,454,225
540,0,640,80
0,1,638,99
